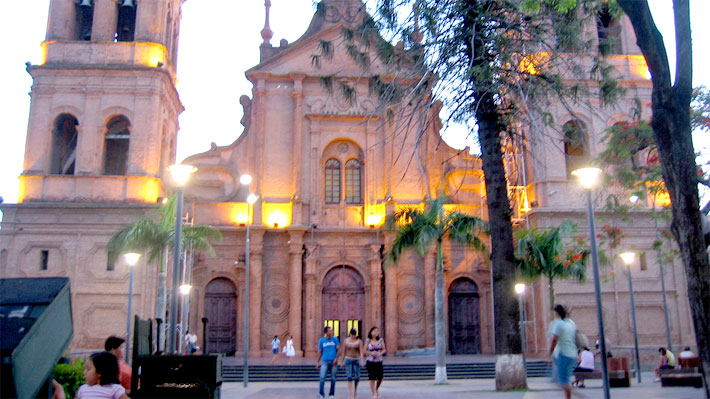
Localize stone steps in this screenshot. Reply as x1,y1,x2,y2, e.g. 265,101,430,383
222,361,551,382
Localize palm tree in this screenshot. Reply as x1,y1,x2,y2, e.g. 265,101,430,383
107,195,222,349
386,197,487,384
514,222,589,310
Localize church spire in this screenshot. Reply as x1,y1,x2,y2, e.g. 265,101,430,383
261,0,273,45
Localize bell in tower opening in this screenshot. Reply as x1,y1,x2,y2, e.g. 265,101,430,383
116,0,136,42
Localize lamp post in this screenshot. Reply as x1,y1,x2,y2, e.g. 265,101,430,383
572,167,610,399
124,252,141,363
179,284,192,354
168,164,196,354
629,195,672,351
240,173,256,388
515,283,527,374
620,252,642,383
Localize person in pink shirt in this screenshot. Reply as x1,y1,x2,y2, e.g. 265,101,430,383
77,352,129,399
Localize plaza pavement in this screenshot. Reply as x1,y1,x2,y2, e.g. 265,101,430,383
220,372,705,398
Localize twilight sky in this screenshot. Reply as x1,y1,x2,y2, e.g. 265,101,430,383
0,0,707,206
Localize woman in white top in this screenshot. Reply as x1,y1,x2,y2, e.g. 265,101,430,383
283,334,296,364
572,347,595,388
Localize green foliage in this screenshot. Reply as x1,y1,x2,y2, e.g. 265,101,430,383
386,197,488,267
515,222,590,306
107,194,222,268
54,360,85,399
691,85,710,132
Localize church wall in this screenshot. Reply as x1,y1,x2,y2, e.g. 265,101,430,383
0,204,159,350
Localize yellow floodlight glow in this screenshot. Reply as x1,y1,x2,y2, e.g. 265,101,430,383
263,203,291,229
124,252,141,266
514,283,525,295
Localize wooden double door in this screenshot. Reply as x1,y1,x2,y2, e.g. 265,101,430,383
448,278,481,354
204,278,237,355
322,266,365,340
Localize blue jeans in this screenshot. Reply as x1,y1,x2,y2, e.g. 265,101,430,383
319,359,337,396
345,358,361,381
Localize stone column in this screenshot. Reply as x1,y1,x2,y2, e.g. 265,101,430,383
424,250,436,347
288,231,304,355
91,0,118,42
46,0,76,41
303,242,318,356
133,0,160,43
249,230,264,355
369,244,383,330
383,234,398,352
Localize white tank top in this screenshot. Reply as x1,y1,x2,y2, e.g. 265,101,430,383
580,350,595,369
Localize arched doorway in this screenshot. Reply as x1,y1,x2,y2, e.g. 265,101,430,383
322,266,365,341
204,278,237,355
448,278,481,354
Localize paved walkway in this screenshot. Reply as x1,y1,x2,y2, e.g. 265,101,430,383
220,372,704,399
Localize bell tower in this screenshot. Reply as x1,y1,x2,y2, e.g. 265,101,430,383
20,0,184,203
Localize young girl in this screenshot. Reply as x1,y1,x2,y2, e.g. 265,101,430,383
283,334,296,364
77,352,129,399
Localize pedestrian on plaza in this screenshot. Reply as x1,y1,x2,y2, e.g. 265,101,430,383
365,326,386,399
104,336,131,393
679,346,695,359
77,351,129,399
654,347,676,380
572,347,595,388
283,334,296,364
549,304,577,399
185,330,198,355
340,328,365,399
271,335,281,364
317,326,341,399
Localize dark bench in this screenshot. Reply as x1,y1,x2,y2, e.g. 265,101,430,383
660,367,703,388
573,369,635,387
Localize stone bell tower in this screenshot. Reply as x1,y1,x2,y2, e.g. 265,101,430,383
20,0,184,203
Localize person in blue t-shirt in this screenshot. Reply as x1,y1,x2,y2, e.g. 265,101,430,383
317,326,341,399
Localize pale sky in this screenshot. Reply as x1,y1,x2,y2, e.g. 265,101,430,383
0,1,708,207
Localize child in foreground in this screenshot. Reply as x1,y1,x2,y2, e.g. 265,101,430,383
77,352,130,399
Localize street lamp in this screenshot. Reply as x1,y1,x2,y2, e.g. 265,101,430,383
124,252,141,363
514,283,527,374
242,175,257,388
179,283,192,354
572,167,610,399
629,195,672,351
620,252,642,383
168,164,196,354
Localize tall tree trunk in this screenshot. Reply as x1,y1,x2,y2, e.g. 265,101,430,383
548,278,555,311
478,95,526,390
434,238,447,384
618,1,710,395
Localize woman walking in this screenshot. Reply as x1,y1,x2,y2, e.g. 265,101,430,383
340,328,365,399
283,334,296,365
365,327,386,399
549,304,577,399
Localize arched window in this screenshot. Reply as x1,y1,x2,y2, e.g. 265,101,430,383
51,114,79,175
563,119,588,178
345,159,362,204
325,159,341,204
103,116,131,175
597,3,622,55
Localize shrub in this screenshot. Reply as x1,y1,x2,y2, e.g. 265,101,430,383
54,359,85,399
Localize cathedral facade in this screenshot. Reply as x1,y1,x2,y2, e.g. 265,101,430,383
0,0,697,360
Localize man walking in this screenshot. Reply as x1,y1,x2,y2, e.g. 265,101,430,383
317,326,341,399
